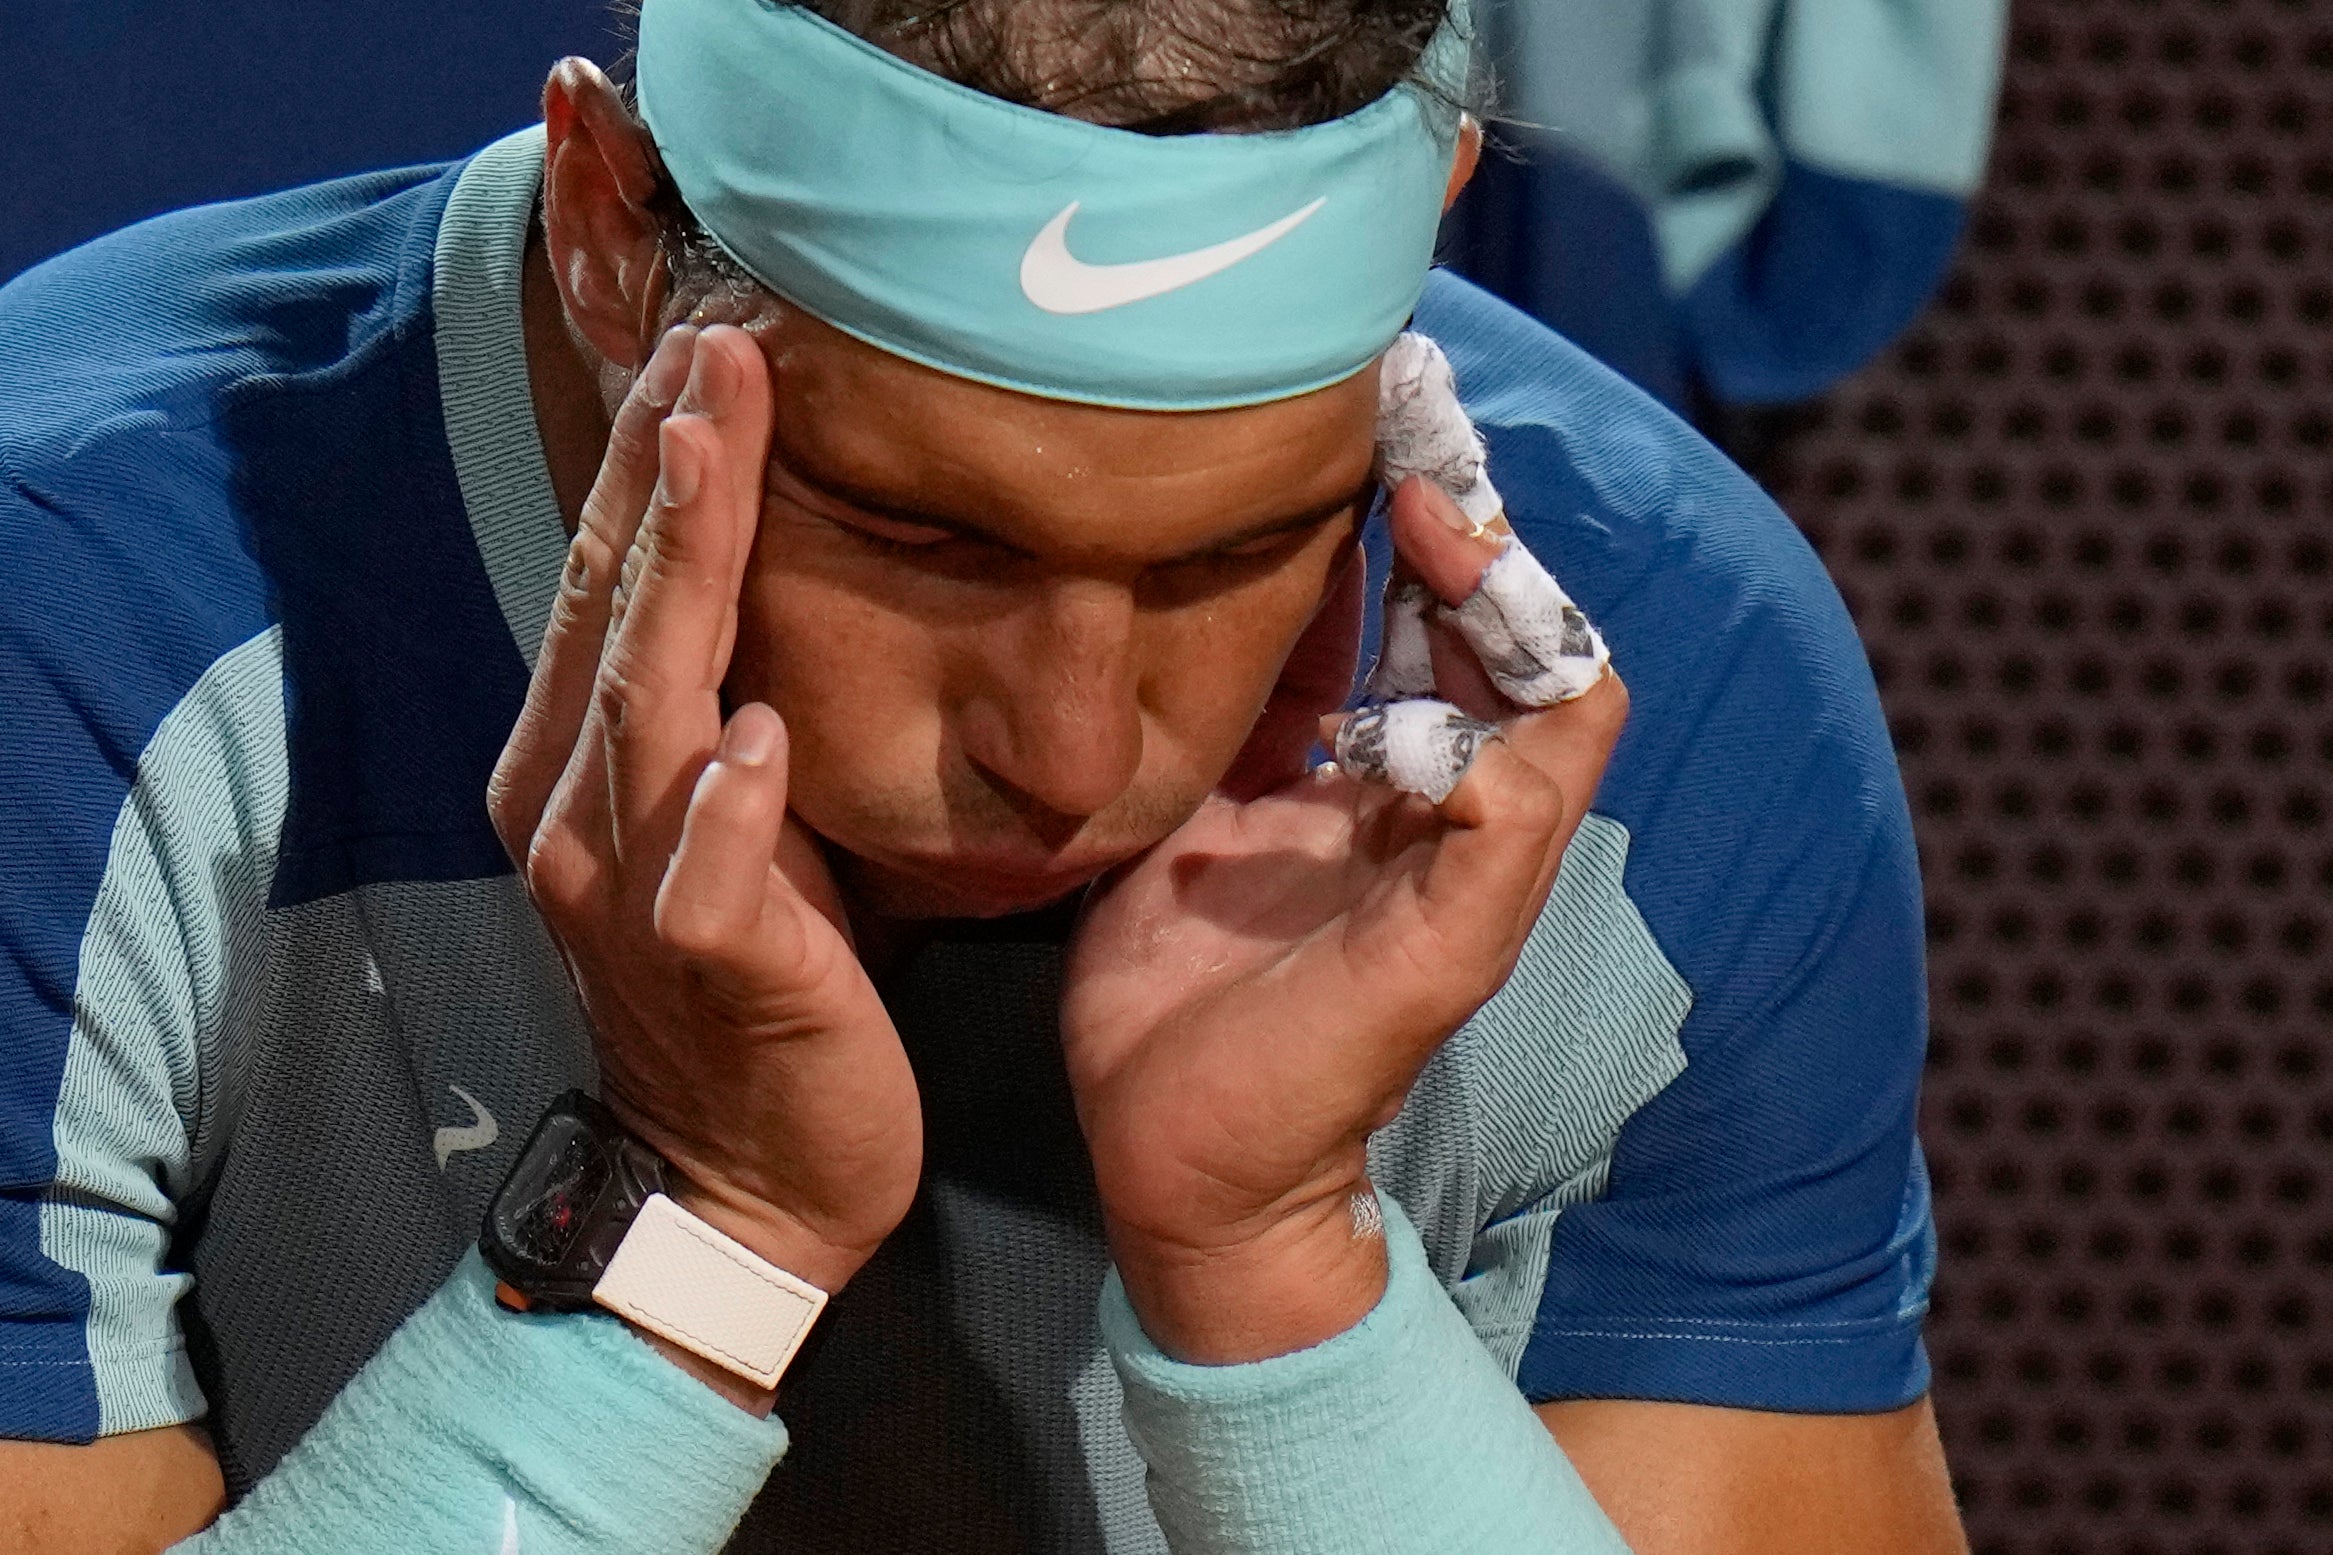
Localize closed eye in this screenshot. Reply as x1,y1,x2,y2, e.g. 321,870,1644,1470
1217,525,1319,560
836,508,959,548
1178,506,1356,571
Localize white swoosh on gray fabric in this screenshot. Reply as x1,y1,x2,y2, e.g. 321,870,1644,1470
434,1084,500,1169
1019,197,1328,314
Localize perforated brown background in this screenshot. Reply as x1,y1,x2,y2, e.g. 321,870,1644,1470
1754,3,2332,1549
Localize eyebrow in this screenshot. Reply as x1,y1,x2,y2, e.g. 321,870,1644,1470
789,461,1371,561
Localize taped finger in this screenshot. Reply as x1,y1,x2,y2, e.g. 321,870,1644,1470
1376,332,1502,536
1439,537,1610,707
1333,698,1499,805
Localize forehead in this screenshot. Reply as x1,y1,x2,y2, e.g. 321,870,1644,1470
749,305,1380,559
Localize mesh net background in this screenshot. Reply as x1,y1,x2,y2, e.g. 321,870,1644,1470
1754,3,2332,1549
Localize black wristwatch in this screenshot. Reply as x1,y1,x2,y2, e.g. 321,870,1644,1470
479,1089,832,1390
479,1089,671,1312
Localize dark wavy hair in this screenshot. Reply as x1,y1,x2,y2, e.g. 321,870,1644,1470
614,0,1471,134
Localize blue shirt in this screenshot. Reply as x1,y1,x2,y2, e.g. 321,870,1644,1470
0,126,1934,1544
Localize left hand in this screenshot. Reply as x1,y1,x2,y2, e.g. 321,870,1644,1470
1062,475,1628,1364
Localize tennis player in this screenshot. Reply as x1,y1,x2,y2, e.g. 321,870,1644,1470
0,1,1964,1550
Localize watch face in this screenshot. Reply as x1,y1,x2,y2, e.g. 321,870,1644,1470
502,1116,614,1267
481,1090,665,1306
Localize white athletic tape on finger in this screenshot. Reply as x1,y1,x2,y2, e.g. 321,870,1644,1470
1440,537,1610,707
1369,329,1613,709
1364,579,1437,701
1376,332,1503,535
1334,699,1498,804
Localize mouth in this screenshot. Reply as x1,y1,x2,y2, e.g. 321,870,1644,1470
869,846,1122,917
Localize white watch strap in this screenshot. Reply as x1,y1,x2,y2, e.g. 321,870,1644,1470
593,1192,830,1390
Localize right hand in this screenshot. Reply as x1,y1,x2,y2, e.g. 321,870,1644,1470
486,323,921,1295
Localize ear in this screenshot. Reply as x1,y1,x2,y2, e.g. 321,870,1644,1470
1442,116,1483,213
541,57,670,370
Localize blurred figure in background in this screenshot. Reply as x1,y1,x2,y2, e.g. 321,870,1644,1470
1447,0,2007,453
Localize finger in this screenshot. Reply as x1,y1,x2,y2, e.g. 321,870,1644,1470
1422,610,1508,722
1442,538,1610,708
1387,475,1505,606
487,325,697,860
1489,669,1630,818
1449,671,1629,929
1334,674,1626,918
1220,539,1366,801
1396,477,1610,709
1417,736,1576,971
653,704,817,983
599,325,776,870
1376,332,1504,535
1332,698,1499,805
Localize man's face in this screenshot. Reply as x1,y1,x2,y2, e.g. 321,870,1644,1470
722,305,1376,920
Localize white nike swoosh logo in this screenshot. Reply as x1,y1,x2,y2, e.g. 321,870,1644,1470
434,1084,498,1169
1019,197,1328,315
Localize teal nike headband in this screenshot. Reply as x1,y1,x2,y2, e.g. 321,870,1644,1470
634,0,1470,410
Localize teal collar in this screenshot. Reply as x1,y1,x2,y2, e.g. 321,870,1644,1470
433,125,569,671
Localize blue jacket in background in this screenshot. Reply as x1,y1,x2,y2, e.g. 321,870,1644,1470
1448,0,2007,412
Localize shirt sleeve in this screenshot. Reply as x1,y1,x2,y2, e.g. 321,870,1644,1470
1516,817,1937,1413
1510,516,1937,1416
1,429,281,1441
1398,270,1939,1417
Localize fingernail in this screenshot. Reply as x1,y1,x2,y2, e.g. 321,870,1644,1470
720,710,777,767
641,326,695,407
560,531,591,593
1399,477,1474,538
660,431,701,506
680,336,732,416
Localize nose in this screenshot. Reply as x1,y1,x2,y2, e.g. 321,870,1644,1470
956,577,1145,839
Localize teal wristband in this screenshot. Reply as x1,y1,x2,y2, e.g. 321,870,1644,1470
174,1250,789,1554
1100,1193,1631,1554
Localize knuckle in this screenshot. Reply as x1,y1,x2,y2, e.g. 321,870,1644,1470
607,402,664,469
653,889,747,965
636,502,702,581
1507,761,1568,835
484,763,528,860
599,393,669,477
591,673,627,732
591,663,653,735
1474,740,1564,833
621,525,658,595
544,586,589,641
523,825,597,913
555,525,620,610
